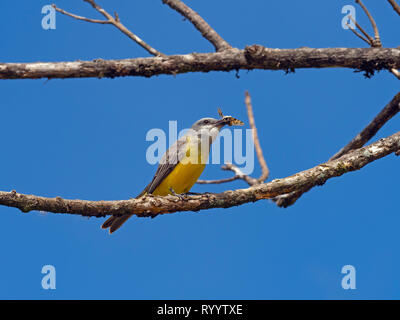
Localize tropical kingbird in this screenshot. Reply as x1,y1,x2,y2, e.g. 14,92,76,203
101,115,243,233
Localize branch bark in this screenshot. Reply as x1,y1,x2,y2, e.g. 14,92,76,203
1,131,400,218
1,47,400,80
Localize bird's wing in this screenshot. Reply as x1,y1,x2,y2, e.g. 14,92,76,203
137,136,189,197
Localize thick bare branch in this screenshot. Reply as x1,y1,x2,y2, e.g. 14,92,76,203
1,132,400,217
1,47,400,80
388,0,400,16
162,0,231,52
274,92,400,207
245,91,269,182
53,1,165,57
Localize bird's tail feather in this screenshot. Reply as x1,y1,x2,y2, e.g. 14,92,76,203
101,214,133,234
101,187,149,234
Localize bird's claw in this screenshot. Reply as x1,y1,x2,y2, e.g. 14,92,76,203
169,188,186,200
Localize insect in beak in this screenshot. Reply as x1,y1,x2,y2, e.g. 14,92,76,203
217,108,244,126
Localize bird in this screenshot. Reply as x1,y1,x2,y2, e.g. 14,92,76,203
101,114,243,234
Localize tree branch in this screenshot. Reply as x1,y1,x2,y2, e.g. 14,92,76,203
51,4,109,24
52,1,165,57
245,91,270,182
347,15,374,45
196,175,240,185
348,1,399,79
1,47,400,80
274,92,400,208
1,132,400,218
388,0,400,16
346,24,371,45
275,1,399,208
197,163,258,186
329,92,400,161
162,0,231,52
355,0,381,47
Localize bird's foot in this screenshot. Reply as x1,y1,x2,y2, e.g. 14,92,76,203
169,188,186,200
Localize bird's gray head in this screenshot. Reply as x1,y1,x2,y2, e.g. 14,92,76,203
189,117,231,144
190,117,229,132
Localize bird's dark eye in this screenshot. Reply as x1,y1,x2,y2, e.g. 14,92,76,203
203,120,209,124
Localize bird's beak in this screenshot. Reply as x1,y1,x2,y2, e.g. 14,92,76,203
216,118,230,128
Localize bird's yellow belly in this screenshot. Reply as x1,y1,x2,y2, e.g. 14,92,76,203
152,161,206,196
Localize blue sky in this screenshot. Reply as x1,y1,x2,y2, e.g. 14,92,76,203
1,0,399,299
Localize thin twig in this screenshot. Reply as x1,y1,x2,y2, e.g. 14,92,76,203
197,176,240,184
355,0,381,46
162,0,232,52
53,1,165,57
347,23,371,45
222,164,259,186
197,163,258,186
51,4,109,24
347,16,373,45
387,0,400,16
245,91,270,182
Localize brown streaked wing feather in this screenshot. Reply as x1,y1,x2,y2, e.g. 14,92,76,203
138,137,188,196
